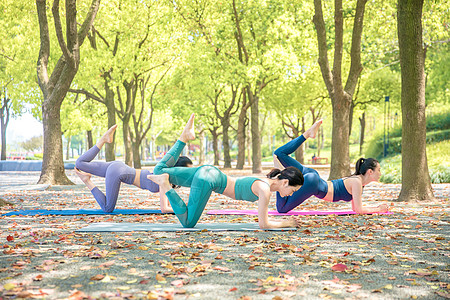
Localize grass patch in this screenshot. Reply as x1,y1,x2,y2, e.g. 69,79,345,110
380,140,450,183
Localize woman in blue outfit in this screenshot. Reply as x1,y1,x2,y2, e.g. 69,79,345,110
75,125,192,213
273,120,389,214
148,114,304,229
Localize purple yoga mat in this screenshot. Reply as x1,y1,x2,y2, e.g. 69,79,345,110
206,209,393,216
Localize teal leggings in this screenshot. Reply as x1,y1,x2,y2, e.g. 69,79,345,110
153,140,227,228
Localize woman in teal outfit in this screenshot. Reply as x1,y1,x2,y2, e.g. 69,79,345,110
148,114,304,229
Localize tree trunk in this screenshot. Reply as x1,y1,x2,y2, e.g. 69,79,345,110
222,119,231,168
249,90,261,173
119,80,135,167
66,136,71,160
212,132,219,166
294,142,304,165
329,93,352,178
236,112,246,169
397,0,434,202
0,100,8,160
132,138,141,169
87,130,93,149
105,78,116,161
359,111,366,155
123,123,132,166
246,125,252,165
39,101,73,185
236,89,250,169
349,101,355,136
199,129,205,165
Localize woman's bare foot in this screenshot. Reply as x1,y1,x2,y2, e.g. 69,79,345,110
103,125,118,143
96,125,118,148
179,114,195,143
304,119,323,139
75,168,92,183
148,174,171,191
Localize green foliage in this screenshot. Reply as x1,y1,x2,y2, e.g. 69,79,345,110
380,140,450,183
426,112,450,131
365,112,450,158
33,153,43,160
20,136,43,152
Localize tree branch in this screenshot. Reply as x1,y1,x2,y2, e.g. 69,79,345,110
36,0,50,92
344,0,368,96
52,0,73,65
68,88,104,104
332,0,344,94
77,0,101,46
312,0,334,96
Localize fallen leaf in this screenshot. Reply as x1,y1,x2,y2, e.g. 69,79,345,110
213,266,231,272
68,290,87,300
3,282,15,290
156,274,166,282
33,274,43,281
90,274,105,281
100,275,113,282
171,279,184,287
331,263,348,272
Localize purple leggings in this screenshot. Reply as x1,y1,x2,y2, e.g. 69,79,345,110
75,145,136,212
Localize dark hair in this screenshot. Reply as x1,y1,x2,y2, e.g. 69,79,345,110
266,167,304,186
353,158,379,175
171,156,193,189
174,156,193,167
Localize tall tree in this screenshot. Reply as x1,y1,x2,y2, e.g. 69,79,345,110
397,0,434,202
36,0,100,184
312,0,367,179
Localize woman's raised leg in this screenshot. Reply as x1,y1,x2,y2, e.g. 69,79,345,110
273,119,322,173
153,114,197,187
75,125,118,177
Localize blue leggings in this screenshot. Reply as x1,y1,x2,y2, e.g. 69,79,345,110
274,135,328,213
154,140,227,228
76,146,136,212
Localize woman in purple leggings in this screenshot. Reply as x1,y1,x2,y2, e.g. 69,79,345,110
273,120,389,214
75,125,192,213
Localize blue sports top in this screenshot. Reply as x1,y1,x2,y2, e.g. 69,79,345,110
331,178,353,202
139,170,160,193
234,177,263,202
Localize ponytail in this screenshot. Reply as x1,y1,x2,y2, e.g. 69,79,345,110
267,167,304,186
266,168,282,179
353,157,379,175
171,156,193,189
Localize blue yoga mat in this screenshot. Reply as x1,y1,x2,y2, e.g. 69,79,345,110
76,222,297,232
2,209,171,216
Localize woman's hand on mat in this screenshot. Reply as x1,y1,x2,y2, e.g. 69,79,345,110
286,216,299,228
377,204,389,213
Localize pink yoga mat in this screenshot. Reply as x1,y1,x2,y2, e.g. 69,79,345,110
206,209,393,216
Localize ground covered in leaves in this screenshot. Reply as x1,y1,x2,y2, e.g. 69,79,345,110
0,169,449,299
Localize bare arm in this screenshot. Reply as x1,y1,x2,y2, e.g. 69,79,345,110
350,179,388,214
159,191,174,213
255,182,297,229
